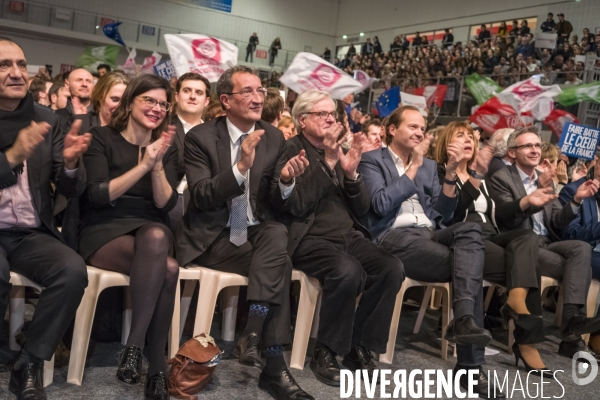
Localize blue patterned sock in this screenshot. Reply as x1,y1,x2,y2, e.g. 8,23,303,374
264,345,286,375
243,301,270,337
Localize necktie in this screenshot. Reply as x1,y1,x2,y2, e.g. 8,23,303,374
230,134,249,246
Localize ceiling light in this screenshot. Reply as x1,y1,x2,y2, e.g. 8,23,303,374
360,32,364,36
343,35,347,39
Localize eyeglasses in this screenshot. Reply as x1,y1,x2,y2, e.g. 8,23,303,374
138,96,170,112
226,88,268,98
304,111,339,120
511,143,542,150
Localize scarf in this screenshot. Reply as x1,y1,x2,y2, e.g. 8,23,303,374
0,93,35,174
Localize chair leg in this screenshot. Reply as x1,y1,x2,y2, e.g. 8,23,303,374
379,282,409,364
440,287,450,361
221,286,240,342
67,273,101,386
121,287,132,345
414,286,434,334
290,276,321,370
179,280,198,340
43,355,54,387
484,286,495,312
169,278,182,359
584,280,600,344
192,274,221,337
310,295,322,339
9,286,25,351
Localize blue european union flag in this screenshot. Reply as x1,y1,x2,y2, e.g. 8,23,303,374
103,22,126,47
376,86,400,117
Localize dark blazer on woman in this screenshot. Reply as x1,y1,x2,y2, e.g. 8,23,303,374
437,164,499,234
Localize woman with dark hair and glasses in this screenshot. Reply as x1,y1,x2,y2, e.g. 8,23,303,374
78,74,178,399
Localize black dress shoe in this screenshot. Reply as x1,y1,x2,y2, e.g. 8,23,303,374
233,333,264,369
455,365,506,399
558,338,600,362
116,345,143,385
9,362,46,400
342,346,377,381
563,314,600,337
309,344,340,386
259,368,314,400
145,372,169,400
444,316,492,347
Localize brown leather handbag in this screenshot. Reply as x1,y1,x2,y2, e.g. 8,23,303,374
167,333,222,399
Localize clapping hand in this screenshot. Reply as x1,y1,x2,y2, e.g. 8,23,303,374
339,133,367,180
63,119,92,169
574,179,600,203
281,149,309,184
528,187,557,207
537,159,556,189
471,145,493,176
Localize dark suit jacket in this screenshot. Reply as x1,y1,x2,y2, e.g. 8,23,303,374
357,148,457,242
171,116,187,182
489,163,575,242
486,156,510,180
0,104,86,242
558,177,599,244
55,99,94,132
277,134,371,256
175,116,288,266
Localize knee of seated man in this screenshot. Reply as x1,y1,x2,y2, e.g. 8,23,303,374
380,254,405,288
333,257,367,293
55,254,88,289
567,240,592,258
454,221,484,244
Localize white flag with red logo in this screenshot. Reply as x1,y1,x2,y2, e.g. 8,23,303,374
495,75,561,119
164,34,238,82
279,52,362,99
121,47,137,78
413,85,448,108
543,109,579,138
469,96,533,133
140,51,162,75
353,70,377,93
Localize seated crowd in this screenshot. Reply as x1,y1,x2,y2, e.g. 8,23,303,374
3,34,600,400
329,12,599,89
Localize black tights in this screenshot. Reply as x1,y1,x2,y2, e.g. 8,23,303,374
88,223,179,376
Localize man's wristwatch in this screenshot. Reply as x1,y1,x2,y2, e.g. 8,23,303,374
468,169,486,180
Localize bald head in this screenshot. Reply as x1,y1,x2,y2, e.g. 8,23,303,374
66,68,94,101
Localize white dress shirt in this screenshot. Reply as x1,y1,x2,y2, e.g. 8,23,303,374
226,118,294,227
516,166,548,236
176,115,202,194
388,147,433,229
516,166,579,236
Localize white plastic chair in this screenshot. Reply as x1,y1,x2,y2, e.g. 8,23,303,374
382,279,451,363
9,272,54,387
584,279,600,343
66,266,132,386
168,265,320,371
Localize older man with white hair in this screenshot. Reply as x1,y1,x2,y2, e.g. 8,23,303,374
486,128,515,179
277,89,405,387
